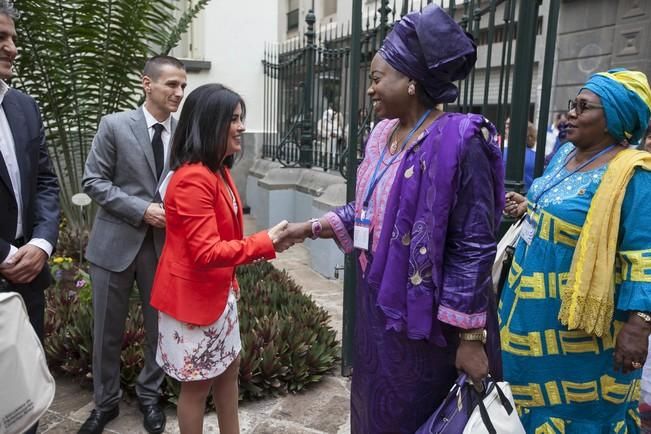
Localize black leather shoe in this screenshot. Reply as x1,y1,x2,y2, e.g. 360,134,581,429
139,403,166,434
78,406,119,434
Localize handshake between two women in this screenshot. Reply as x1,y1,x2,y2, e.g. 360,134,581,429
266,217,333,253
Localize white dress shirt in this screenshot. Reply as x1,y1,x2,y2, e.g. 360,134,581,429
142,105,172,169
0,80,53,265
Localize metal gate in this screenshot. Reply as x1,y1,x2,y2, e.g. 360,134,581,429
261,0,561,374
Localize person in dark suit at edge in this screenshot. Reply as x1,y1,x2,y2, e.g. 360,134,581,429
0,2,61,433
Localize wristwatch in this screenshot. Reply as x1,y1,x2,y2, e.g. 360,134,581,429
635,311,651,324
309,218,322,240
459,329,487,344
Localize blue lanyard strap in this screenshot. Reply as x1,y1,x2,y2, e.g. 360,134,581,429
531,144,615,209
363,109,432,207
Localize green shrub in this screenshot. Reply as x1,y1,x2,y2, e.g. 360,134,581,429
44,257,93,378
45,261,339,403
237,262,339,400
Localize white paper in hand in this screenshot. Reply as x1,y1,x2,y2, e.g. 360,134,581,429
158,171,174,200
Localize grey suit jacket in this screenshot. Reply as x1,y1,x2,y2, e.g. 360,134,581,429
82,107,176,272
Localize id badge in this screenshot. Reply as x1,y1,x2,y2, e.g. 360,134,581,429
354,209,371,251
521,214,537,246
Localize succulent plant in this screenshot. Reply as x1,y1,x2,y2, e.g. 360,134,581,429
45,261,340,404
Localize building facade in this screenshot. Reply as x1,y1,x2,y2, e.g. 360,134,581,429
171,0,650,279
552,0,651,114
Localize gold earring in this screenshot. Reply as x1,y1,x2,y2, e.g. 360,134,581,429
408,83,416,96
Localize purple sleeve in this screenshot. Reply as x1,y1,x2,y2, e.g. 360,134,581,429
325,201,355,254
437,136,498,329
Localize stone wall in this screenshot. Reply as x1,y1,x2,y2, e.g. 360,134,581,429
241,156,348,279
553,0,651,113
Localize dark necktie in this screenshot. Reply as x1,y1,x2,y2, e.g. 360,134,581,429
151,123,164,179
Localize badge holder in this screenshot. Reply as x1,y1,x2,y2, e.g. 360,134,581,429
354,209,371,251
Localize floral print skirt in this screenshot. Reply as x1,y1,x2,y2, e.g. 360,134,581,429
156,291,241,382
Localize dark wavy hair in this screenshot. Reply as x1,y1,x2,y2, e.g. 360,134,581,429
170,83,245,172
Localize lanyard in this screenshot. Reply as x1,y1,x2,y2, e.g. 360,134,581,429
531,144,615,210
363,109,432,208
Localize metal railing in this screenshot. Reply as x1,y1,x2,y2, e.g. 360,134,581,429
263,0,559,375
261,0,547,178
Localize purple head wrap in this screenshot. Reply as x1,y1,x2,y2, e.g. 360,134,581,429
378,4,477,103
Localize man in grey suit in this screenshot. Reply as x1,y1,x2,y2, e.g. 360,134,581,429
79,55,187,434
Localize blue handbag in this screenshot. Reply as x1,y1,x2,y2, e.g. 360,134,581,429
415,374,477,434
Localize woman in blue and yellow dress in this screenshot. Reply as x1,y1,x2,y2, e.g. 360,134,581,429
500,69,651,432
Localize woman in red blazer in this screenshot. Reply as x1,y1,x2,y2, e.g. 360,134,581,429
150,84,290,434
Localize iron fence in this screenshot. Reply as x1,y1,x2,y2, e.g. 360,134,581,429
261,0,545,177
262,0,560,375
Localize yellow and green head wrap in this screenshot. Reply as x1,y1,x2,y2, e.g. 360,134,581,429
581,68,651,145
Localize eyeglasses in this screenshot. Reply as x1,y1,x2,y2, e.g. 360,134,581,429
568,99,603,115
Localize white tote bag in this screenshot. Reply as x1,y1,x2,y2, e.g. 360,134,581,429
492,217,525,294
462,380,525,434
0,292,55,434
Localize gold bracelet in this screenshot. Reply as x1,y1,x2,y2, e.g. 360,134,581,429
459,329,487,344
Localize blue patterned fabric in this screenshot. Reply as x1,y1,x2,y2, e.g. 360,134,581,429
499,143,651,433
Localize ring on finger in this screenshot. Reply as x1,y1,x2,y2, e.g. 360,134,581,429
632,361,643,369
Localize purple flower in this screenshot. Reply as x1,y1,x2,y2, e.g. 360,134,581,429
55,270,63,280
75,279,86,288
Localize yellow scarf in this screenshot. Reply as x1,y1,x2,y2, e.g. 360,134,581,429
558,149,651,336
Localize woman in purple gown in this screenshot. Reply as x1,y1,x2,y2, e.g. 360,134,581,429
285,5,505,432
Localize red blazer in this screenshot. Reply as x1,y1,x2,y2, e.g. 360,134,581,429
150,163,276,325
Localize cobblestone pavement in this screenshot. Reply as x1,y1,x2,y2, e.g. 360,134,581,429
38,215,351,433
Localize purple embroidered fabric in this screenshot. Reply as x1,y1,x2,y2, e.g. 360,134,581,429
329,113,504,433
370,113,504,343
